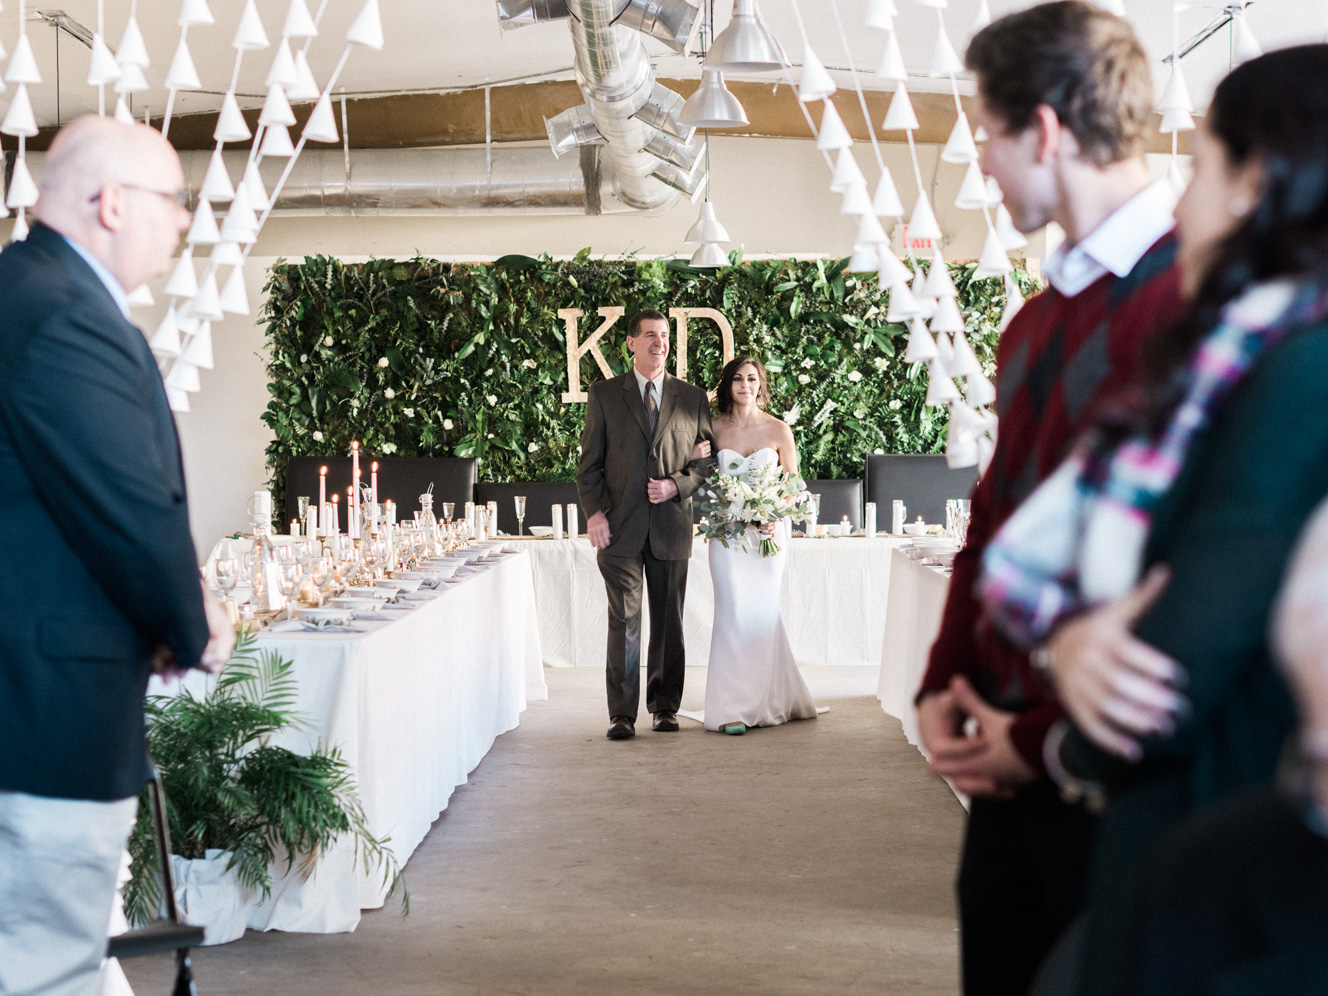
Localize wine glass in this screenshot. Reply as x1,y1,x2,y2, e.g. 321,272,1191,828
514,495,527,536
442,502,455,525
278,562,302,620
310,556,333,604
215,558,238,600
297,496,310,530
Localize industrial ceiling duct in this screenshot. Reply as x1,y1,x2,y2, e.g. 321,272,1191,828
496,0,572,29
614,0,698,53
632,81,695,141
546,104,606,158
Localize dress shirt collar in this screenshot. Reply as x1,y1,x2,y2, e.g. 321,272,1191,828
1042,180,1179,298
60,234,132,321
633,365,666,402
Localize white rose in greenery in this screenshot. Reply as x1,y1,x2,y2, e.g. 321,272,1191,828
853,342,862,351
324,336,333,346
484,368,494,377
523,359,537,369
889,399,903,410
847,370,863,382
377,357,389,368
382,442,398,454
443,418,454,430
384,388,396,399
312,431,324,442
403,407,414,418
486,433,494,439
800,358,815,369
486,394,498,405
528,442,539,453
874,357,889,371
797,374,810,385
299,353,308,363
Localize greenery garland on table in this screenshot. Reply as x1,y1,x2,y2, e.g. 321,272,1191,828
261,251,1038,506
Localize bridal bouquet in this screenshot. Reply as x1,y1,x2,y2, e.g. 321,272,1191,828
696,460,815,557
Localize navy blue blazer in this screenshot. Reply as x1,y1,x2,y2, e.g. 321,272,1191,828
0,223,208,801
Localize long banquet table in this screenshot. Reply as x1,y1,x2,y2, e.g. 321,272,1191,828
169,548,546,933
876,548,952,749
519,534,903,669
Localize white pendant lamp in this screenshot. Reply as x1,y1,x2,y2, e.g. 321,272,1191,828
941,113,978,164
705,0,785,74
1233,12,1262,63
303,93,341,143
882,83,919,131
799,46,836,102
679,70,749,129
946,418,980,469
816,100,853,151
948,331,984,377
847,245,879,272
685,201,731,244
347,0,386,50
690,242,730,267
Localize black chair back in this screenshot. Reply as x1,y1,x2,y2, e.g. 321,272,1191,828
804,479,864,532
474,481,583,534
864,453,977,528
284,456,477,527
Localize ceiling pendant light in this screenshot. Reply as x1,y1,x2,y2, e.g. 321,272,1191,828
685,201,731,244
679,70,749,129
690,242,730,268
704,0,786,74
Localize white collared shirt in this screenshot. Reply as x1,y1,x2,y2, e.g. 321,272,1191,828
61,234,132,321
633,366,666,405
1042,180,1179,298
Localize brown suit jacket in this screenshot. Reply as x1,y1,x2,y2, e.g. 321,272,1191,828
576,370,714,560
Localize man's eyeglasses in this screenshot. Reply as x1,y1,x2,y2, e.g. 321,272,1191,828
88,183,191,209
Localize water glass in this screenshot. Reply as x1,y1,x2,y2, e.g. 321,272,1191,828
215,558,238,599
442,502,455,524
279,562,301,619
514,495,527,536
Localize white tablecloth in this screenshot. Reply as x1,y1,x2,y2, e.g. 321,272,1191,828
876,549,952,747
165,550,546,933
520,535,902,669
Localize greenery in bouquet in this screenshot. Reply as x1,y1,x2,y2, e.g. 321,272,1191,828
124,634,406,926
696,459,813,557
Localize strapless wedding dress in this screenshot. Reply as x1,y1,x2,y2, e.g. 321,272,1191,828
703,448,818,731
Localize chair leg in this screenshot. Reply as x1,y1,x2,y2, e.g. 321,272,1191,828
172,950,198,996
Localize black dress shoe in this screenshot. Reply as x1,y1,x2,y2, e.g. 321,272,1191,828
652,712,680,733
606,716,635,740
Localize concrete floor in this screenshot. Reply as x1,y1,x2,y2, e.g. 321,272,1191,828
124,666,965,996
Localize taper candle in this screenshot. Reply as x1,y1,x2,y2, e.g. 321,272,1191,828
371,461,379,506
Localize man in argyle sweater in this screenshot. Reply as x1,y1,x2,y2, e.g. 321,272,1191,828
914,5,1187,994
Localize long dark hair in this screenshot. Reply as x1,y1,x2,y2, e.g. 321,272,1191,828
1134,45,1328,427
715,355,771,415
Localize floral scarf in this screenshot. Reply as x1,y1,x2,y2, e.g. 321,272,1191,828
978,278,1327,650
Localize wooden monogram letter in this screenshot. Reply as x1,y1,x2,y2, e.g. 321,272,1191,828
560,307,621,403
669,308,735,383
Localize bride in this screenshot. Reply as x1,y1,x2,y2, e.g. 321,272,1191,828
699,355,818,735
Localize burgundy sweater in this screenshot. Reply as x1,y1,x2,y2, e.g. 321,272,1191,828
917,233,1184,775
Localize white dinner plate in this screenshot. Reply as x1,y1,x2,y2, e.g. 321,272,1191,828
293,606,356,625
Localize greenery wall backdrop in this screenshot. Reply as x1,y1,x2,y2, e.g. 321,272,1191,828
261,251,1036,505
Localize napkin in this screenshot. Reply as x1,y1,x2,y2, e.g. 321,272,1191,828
264,620,367,634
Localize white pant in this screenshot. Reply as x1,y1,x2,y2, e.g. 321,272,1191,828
0,791,137,996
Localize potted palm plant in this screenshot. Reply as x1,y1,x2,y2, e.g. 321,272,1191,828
125,634,406,943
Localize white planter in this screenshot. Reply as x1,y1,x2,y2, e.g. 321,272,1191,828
170,849,256,945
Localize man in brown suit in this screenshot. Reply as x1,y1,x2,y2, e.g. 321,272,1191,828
577,310,714,740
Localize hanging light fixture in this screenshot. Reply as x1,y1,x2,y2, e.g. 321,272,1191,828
679,70,749,129
705,0,786,74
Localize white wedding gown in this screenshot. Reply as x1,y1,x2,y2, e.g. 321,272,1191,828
703,448,819,731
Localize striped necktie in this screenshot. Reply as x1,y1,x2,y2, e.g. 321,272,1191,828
645,380,659,436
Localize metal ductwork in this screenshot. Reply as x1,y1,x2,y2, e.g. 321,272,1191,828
498,0,703,212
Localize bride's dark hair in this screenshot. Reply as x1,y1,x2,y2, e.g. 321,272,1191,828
715,355,771,414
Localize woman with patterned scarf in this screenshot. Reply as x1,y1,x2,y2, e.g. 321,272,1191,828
976,46,1328,996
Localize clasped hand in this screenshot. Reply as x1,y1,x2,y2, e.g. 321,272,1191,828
918,676,1036,798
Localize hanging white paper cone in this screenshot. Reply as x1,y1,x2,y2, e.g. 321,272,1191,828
114,95,135,124
873,169,905,218
115,64,149,94
946,419,979,468
88,34,121,85
969,0,992,35
865,0,898,30
985,175,1004,204
941,112,978,164
1233,13,1262,63
949,330,984,377
227,186,258,229
994,204,1028,251
974,123,989,142
1,86,38,138
840,181,873,216
179,0,215,28
241,161,270,211
929,293,965,334
904,320,939,362
126,283,155,308
925,371,961,406
214,93,252,142
347,0,385,50
875,31,907,82
878,249,911,288
949,400,986,436
211,241,244,266
848,246,879,272
166,39,202,90
219,209,258,244
266,40,298,90
934,333,954,376
182,321,215,367
816,101,853,151
302,92,339,143
284,0,319,38
882,83,919,130
1159,107,1195,134
116,17,150,68
916,0,948,8
975,228,1012,277
798,47,835,102
219,266,251,316
923,251,956,298
234,0,271,50
10,213,29,241
165,359,202,393
186,204,220,246
192,270,224,321
911,270,936,320
6,34,41,84
5,157,37,207
954,161,990,210
150,307,183,358
166,249,200,299
908,190,943,241
260,85,297,127
1168,156,1187,195
260,124,295,157
829,148,865,193
976,432,996,475
854,212,890,250
289,50,321,101
966,371,996,406
1157,64,1193,112
887,281,923,322
931,25,964,76
200,150,235,202
164,387,190,413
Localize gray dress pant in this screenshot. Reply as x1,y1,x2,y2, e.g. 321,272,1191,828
597,545,688,720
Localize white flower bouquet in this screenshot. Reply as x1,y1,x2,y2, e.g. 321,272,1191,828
696,458,815,557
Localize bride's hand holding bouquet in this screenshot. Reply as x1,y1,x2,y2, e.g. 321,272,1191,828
696,459,814,557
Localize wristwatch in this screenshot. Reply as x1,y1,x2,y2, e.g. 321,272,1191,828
1043,719,1107,814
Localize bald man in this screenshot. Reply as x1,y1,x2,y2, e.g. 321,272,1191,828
0,117,232,995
